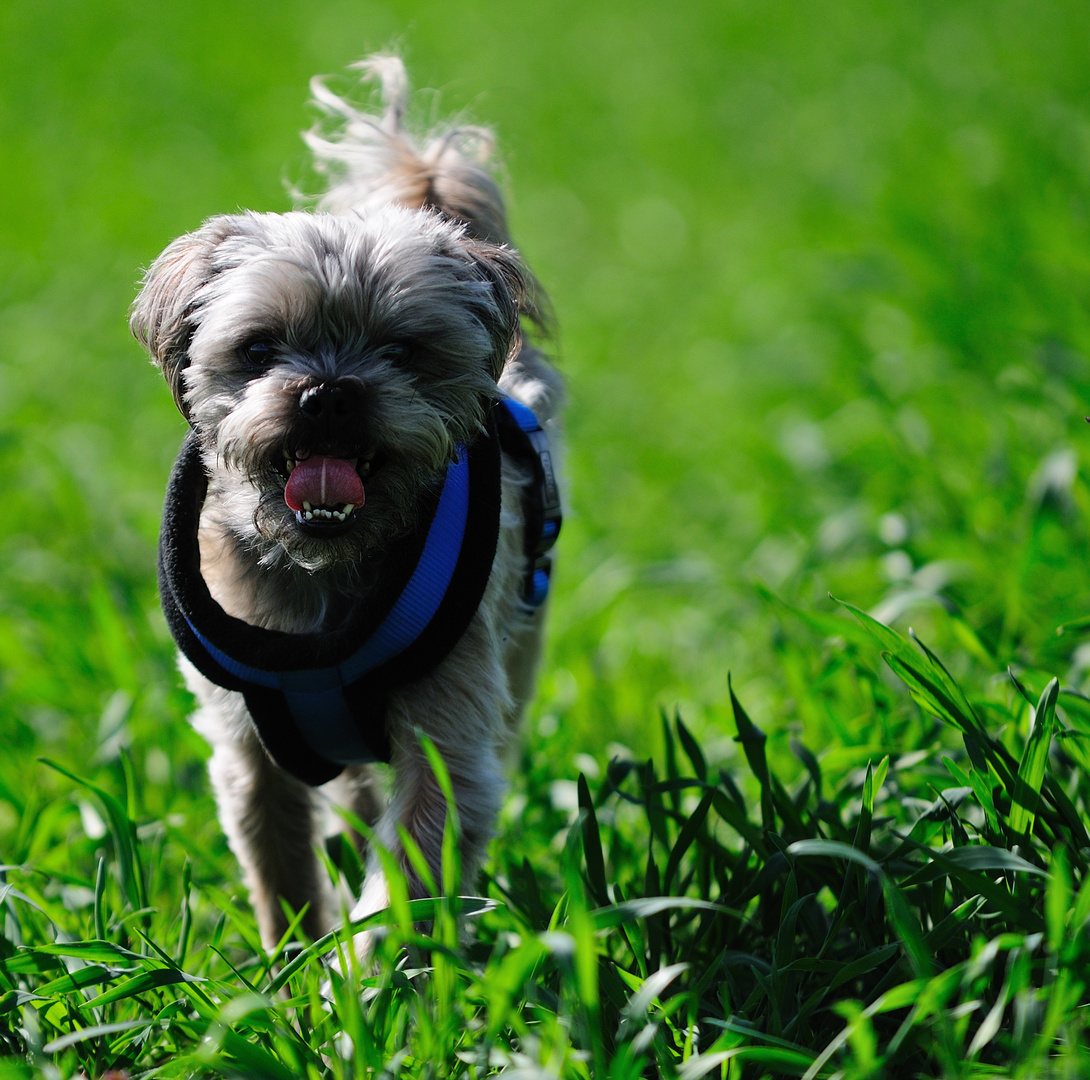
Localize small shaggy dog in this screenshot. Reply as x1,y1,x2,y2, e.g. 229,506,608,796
131,57,562,954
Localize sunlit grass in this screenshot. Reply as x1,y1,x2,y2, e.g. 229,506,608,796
4,612,1090,1076
3,0,1090,1075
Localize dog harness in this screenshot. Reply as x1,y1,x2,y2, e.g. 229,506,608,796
157,398,560,786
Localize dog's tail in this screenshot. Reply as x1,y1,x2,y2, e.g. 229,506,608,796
304,56,548,330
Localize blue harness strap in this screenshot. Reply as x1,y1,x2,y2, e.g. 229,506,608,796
158,398,561,787
185,447,472,766
495,398,562,608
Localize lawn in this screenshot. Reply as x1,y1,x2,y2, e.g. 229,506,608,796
2,0,1090,1075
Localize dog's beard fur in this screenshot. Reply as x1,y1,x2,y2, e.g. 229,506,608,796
131,56,563,954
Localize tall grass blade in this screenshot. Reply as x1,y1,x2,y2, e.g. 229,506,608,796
728,675,774,831
577,773,610,906
38,759,147,914
1009,677,1058,835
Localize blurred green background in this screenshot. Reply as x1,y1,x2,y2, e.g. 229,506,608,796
3,0,1090,820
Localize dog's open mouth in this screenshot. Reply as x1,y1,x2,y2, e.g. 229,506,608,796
280,452,377,532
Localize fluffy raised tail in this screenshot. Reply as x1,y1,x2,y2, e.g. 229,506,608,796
305,55,559,411
305,56,507,234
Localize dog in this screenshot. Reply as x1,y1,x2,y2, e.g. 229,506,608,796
131,56,562,955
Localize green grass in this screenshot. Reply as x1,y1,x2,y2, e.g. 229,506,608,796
4,0,1090,1075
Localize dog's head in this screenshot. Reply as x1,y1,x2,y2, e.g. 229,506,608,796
132,206,524,570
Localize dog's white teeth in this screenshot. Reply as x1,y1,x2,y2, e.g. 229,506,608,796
298,501,355,525
285,457,295,475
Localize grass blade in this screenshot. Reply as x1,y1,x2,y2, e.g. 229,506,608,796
1009,677,1058,835
729,675,774,831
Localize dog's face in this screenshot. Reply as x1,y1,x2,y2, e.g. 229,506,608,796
133,206,524,571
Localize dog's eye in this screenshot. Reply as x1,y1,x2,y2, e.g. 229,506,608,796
386,342,414,362
242,340,275,365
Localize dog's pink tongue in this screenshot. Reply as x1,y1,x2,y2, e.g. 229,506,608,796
284,457,365,512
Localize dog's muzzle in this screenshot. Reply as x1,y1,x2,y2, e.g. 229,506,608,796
278,380,376,533
283,454,366,532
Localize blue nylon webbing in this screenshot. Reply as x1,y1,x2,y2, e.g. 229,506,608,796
502,397,540,434
185,445,470,764
179,397,554,769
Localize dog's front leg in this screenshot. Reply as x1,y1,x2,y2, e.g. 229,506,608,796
204,723,331,949
349,707,504,958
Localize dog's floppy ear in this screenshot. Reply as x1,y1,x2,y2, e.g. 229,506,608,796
460,239,530,382
130,217,236,419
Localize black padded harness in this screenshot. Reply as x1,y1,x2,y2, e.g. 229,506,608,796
157,399,559,786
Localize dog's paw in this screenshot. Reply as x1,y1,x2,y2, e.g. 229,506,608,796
347,871,393,967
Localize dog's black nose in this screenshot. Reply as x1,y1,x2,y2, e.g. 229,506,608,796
299,382,357,422
297,381,363,450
